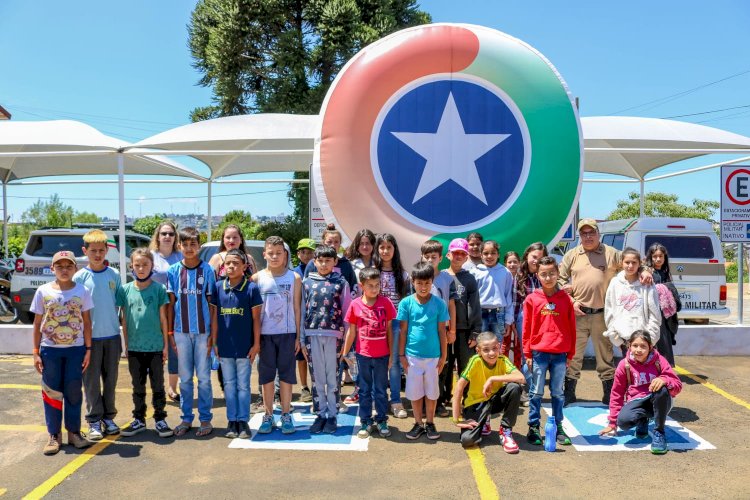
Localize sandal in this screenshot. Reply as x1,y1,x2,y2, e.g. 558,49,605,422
168,392,181,403
196,422,213,437
174,422,191,437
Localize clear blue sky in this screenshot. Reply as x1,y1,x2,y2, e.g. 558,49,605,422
1,0,748,222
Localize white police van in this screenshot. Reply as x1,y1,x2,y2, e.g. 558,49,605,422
563,217,729,322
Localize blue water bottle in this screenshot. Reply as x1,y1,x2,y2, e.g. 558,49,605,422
211,351,219,371
544,416,557,452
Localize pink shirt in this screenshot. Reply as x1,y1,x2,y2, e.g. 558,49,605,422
345,295,397,358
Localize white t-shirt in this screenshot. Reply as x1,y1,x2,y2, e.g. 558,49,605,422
30,282,94,348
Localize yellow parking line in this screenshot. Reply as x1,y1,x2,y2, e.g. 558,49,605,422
0,425,47,432
675,365,750,411
464,447,500,500
0,487,7,496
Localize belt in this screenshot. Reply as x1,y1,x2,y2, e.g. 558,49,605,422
482,307,503,313
580,306,604,314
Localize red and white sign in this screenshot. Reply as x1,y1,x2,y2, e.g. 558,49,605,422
720,165,750,242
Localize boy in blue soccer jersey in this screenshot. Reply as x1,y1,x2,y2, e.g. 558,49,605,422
167,227,216,437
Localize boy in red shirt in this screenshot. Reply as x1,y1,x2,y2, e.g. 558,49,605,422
522,256,576,446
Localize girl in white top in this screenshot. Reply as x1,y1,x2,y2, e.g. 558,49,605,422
346,228,376,298
604,247,662,348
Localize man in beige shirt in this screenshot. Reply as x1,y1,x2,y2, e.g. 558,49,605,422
558,218,651,406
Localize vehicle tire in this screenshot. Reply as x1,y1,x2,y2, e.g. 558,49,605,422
684,318,709,325
17,310,34,325
0,295,18,324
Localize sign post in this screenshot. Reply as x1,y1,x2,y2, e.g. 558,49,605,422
720,165,750,324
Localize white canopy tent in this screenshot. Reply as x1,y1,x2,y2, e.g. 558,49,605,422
126,114,319,237
0,119,205,274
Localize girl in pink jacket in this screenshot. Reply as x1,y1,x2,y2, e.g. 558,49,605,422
598,330,682,454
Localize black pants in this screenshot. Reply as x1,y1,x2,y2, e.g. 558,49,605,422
438,342,457,406
617,386,672,432
127,351,167,422
460,382,521,448
454,329,476,376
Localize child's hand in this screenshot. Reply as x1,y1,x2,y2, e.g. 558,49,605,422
206,336,213,353
503,325,512,337
294,339,301,355
649,376,666,392
526,358,533,371
170,340,178,356
598,425,617,436
456,419,479,429
248,344,260,363
482,379,495,398
573,302,586,317
437,357,446,374
82,351,91,372
162,348,168,363
388,356,394,370
33,354,43,374
401,355,409,375
301,345,309,362
447,330,456,344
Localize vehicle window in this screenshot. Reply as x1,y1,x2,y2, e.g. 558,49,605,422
612,234,625,250
111,236,149,257
198,246,219,264
247,247,267,272
601,234,614,247
644,235,714,259
27,236,86,257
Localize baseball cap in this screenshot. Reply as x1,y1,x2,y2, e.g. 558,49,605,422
448,238,469,254
52,251,77,266
297,238,317,251
577,218,599,232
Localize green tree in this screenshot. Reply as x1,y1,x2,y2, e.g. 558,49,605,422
133,214,170,237
188,0,430,232
72,211,100,224
606,192,719,221
213,209,260,241
21,194,74,228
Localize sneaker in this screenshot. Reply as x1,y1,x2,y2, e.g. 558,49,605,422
299,386,313,403
102,419,120,435
344,390,360,405
651,429,668,454
224,421,238,439
481,420,492,436
527,425,543,445
377,421,392,438
280,413,296,434
87,421,103,441
556,424,571,445
238,421,250,439
424,422,441,440
405,422,425,440
323,416,338,434
121,419,146,437
67,431,92,449
357,422,372,438
258,414,274,434
309,415,326,434
520,390,530,407
43,434,61,455
500,427,519,454
155,420,174,438
338,401,348,414
635,419,650,439
391,403,408,419
436,404,450,418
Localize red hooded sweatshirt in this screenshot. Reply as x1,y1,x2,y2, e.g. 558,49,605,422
522,288,576,360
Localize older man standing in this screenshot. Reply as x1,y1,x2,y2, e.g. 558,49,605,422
558,218,651,406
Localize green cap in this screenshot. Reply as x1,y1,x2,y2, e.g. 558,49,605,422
297,238,317,251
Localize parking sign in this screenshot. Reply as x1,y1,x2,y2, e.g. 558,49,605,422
720,165,750,242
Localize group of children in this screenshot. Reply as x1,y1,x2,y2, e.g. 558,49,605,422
31,224,683,456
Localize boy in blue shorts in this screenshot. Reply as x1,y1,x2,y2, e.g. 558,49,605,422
73,229,123,441
398,262,449,440
167,227,216,437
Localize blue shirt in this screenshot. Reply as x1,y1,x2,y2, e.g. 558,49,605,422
167,260,215,334
73,266,123,340
397,294,449,359
211,277,263,358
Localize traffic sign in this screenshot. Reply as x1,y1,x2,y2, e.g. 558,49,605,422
720,165,750,242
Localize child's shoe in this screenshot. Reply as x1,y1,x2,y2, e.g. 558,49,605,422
67,431,92,449
309,415,326,434
635,419,649,439
391,403,408,419
481,420,492,436
102,419,120,435
500,427,520,454
87,421,104,441
43,434,61,455
121,419,147,437
435,404,450,418
405,422,425,440
323,416,338,434
238,421,250,439
344,388,359,404
258,414,274,434
299,386,313,403
155,420,174,438
280,413,296,434
224,421,238,439
424,422,441,440
556,424,571,445
377,421,391,438
357,422,372,438
527,424,543,445
651,429,668,454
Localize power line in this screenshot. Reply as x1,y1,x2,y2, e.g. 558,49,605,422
5,103,183,127
660,103,750,119
609,69,750,115
7,188,293,202
11,109,144,141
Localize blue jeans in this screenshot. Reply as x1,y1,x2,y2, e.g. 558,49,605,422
220,357,251,422
389,320,402,404
357,354,389,424
515,310,532,387
40,346,85,435
527,351,566,427
175,333,213,423
481,307,506,341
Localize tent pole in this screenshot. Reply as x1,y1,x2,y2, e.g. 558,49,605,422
207,180,212,240
2,181,7,259
639,179,645,218
118,154,127,280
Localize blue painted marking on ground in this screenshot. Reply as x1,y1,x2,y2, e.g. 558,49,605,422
250,404,359,445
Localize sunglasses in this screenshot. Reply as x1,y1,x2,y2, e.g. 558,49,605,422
160,232,175,237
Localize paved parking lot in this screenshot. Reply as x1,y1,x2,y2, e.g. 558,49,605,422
1,355,748,499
